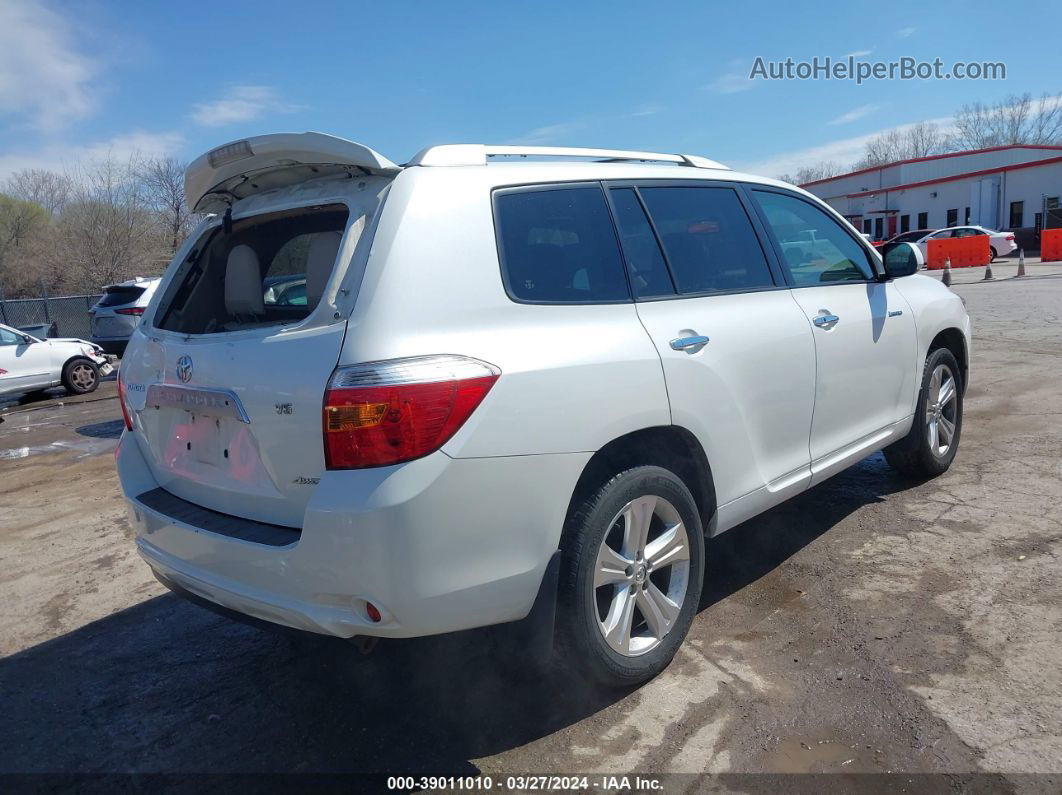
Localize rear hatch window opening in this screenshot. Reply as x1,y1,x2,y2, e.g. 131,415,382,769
96,285,148,308
153,203,350,335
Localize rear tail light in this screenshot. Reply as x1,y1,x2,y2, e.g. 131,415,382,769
117,370,134,431
1005,234,1015,241
323,355,500,469
115,307,145,316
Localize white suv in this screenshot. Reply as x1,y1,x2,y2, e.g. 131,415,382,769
116,133,971,686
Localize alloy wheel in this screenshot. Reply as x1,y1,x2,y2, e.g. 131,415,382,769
593,495,691,657
926,363,958,456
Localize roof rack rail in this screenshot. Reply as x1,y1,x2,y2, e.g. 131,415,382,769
406,144,728,170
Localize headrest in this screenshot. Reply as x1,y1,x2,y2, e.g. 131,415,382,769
225,245,264,318
306,231,342,307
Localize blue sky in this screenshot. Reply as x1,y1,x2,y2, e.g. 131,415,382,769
1,0,1059,181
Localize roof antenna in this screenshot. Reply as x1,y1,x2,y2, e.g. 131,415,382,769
222,206,233,234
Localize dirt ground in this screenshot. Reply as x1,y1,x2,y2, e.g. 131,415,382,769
2,267,1060,792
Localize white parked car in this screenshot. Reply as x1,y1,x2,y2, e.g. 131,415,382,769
0,323,113,398
116,134,971,686
915,225,1017,261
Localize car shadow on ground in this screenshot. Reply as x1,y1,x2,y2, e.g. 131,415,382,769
1,454,917,775
75,419,126,439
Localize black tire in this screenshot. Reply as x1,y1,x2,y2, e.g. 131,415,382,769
61,357,100,395
885,347,963,479
990,246,998,262
556,465,705,688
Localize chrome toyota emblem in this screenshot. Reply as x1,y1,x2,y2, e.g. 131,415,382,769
175,355,193,383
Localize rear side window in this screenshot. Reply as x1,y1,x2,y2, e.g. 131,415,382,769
155,205,348,334
495,187,630,304
637,187,774,294
96,286,146,307
609,188,674,298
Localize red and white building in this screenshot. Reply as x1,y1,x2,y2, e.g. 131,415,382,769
800,145,1062,246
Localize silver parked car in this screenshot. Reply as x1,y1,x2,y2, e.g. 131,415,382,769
89,277,161,355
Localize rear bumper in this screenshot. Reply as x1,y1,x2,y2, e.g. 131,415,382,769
118,432,588,639
90,338,129,355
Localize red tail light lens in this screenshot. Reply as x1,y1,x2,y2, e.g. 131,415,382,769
117,370,134,431
1005,234,1015,241
115,307,145,316
323,355,500,469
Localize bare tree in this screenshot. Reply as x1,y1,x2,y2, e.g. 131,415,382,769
5,169,71,216
949,92,1062,150
778,160,845,185
0,194,49,292
137,155,196,256
52,156,164,291
856,122,946,169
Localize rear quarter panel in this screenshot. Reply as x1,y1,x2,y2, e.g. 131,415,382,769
340,168,671,458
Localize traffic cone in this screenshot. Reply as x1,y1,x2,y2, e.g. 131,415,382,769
942,257,952,287
983,260,994,280
1017,249,1026,277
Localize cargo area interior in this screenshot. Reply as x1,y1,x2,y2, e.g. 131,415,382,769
154,204,349,334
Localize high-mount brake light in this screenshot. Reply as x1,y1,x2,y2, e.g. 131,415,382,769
207,140,254,168
323,355,500,470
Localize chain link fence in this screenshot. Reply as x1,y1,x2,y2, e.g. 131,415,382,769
0,293,102,340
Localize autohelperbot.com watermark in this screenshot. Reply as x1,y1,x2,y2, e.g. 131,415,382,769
749,55,1006,85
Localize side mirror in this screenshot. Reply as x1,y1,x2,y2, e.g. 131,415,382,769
20,334,35,345
881,241,923,278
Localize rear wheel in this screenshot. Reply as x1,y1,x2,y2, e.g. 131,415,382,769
556,466,704,688
61,358,99,395
990,246,998,262
885,347,963,479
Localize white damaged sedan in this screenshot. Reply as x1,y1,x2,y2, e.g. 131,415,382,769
0,323,114,399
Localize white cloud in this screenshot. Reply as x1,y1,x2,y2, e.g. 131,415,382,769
845,49,873,58
190,85,300,127
630,104,664,117
706,70,754,94
0,0,97,130
896,26,917,38
0,130,185,180
509,121,585,145
733,116,955,179
828,103,882,126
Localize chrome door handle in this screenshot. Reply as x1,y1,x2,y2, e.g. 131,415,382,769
813,313,840,329
670,335,709,351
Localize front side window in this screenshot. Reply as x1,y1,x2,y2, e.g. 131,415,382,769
637,186,774,294
0,327,23,346
752,190,874,285
495,187,629,304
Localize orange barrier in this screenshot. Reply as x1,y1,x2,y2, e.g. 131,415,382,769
1042,228,1062,263
926,235,991,269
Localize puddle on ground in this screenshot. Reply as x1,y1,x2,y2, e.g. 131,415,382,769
762,737,884,773
0,438,117,460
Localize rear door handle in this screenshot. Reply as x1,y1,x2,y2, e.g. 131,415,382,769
813,313,840,329
670,335,710,351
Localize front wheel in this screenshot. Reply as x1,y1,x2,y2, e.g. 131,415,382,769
61,358,100,395
556,466,705,688
885,348,963,479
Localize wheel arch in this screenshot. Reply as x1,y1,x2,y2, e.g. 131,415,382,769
928,327,968,393
565,425,716,536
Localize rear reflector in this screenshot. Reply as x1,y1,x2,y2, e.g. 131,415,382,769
115,307,145,316
323,355,500,469
117,370,134,431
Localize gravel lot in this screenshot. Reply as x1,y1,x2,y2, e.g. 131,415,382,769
2,267,1060,791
